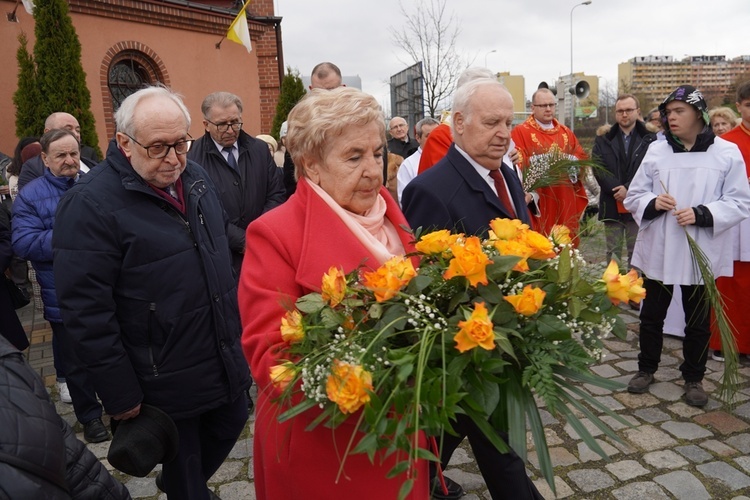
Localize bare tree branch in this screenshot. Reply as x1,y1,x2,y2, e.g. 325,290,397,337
391,0,467,117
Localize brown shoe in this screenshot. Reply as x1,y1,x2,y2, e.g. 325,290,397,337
684,381,708,407
627,371,654,393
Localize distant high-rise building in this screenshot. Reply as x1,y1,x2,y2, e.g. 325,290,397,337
496,72,525,118
618,55,750,111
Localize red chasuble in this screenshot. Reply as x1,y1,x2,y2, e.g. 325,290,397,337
511,116,589,241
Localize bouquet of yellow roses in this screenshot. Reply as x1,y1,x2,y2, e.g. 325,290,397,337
270,218,645,498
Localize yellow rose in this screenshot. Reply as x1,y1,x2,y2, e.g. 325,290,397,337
523,230,556,260
624,269,646,304
489,218,528,240
601,260,629,305
362,256,416,302
415,230,459,255
269,361,297,391
280,309,304,343
444,236,493,287
321,266,347,307
325,360,373,414
454,302,496,353
549,225,572,246
504,285,546,316
493,239,532,272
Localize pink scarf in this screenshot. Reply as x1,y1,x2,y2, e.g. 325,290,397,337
306,179,405,264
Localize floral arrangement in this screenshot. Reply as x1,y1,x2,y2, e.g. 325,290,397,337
522,148,601,192
270,219,645,497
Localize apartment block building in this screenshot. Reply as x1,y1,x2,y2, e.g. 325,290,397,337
618,55,750,110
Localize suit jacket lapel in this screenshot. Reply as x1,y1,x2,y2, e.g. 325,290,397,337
446,145,526,222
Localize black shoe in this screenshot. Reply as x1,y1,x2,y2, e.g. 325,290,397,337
627,371,654,394
83,418,111,443
155,471,165,492
248,394,254,414
431,475,464,499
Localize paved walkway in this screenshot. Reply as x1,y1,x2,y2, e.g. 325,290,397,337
17,237,750,499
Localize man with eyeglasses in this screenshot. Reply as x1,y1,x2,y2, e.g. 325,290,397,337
592,94,656,281
53,86,251,499
387,116,419,158
188,91,285,275
511,88,588,241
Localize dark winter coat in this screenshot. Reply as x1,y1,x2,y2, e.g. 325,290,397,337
53,139,251,419
187,130,285,273
592,120,656,222
0,336,130,499
11,170,77,323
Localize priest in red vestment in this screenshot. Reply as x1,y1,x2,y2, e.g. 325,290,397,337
710,81,750,363
511,88,588,240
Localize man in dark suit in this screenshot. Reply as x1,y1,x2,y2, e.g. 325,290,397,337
402,77,542,500
188,91,285,276
402,79,531,235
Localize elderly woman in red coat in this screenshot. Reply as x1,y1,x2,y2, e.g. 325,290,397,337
239,87,429,499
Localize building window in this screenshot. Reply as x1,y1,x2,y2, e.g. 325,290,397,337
108,58,152,111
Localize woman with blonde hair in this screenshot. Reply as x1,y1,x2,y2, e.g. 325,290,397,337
239,87,428,499
709,106,738,136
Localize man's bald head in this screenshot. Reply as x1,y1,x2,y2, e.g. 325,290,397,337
44,112,81,142
310,62,343,90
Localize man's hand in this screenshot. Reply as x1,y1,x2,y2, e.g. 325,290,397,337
612,185,627,201
112,403,141,421
654,193,677,212
674,207,696,226
509,148,520,166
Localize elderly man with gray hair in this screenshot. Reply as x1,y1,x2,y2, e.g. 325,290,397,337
188,91,285,275
53,86,251,499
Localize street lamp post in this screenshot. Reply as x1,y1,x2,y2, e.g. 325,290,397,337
569,0,591,132
484,49,497,68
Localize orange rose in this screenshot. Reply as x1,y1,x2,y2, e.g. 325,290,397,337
415,229,460,255
454,302,496,353
325,360,373,414
523,230,556,260
504,285,546,316
493,239,532,272
321,266,347,306
601,260,629,305
280,310,304,343
489,218,528,241
444,236,493,287
549,225,572,246
269,361,297,391
362,256,416,302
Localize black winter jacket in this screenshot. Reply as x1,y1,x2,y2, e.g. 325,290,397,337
592,120,656,221
0,336,130,499
53,140,251,419
187,130,285,273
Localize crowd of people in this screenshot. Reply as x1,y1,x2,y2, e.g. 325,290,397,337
2,60,750,500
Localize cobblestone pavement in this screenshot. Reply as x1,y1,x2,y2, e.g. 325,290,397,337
18,229,750,499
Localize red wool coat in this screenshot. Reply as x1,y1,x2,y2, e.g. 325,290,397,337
239,178,428,500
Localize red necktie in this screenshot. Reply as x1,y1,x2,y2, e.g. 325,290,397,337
489,169,516,218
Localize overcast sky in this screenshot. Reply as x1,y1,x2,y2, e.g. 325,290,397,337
274,0,748,113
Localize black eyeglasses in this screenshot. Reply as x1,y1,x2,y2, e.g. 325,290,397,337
533,103,556,109
126,134,193,159
616,108,637,115
206,120,243,133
